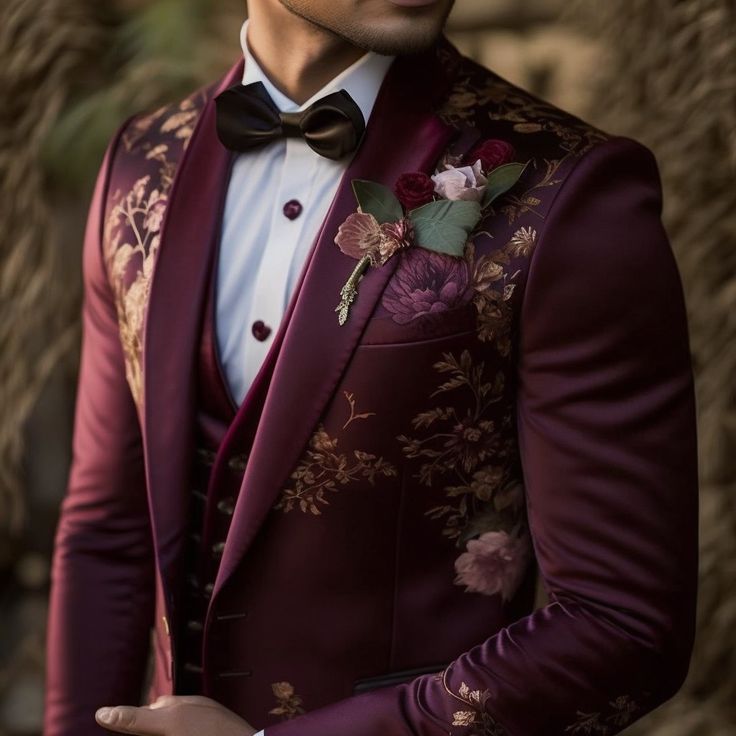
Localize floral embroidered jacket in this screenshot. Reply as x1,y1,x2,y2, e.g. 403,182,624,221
44,35,699,736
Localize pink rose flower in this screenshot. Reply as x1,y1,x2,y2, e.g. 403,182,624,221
464,138,516,173
431,160,487,202
454,530,529,601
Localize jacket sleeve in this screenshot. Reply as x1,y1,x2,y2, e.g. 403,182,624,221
263,135,700,736
43,119,156,736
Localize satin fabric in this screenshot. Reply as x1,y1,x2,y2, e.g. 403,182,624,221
44,35,698,736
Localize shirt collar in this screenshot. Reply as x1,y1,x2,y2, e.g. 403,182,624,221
239,18,395,126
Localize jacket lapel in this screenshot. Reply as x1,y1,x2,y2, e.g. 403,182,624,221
142,59,243,591
211,43,461,602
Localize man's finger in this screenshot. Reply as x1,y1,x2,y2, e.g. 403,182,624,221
95,705,167,735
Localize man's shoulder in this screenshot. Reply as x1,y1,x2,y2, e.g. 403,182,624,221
437,42,612,162
112,78,218,166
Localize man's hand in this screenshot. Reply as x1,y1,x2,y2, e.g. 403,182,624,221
95,695,258,736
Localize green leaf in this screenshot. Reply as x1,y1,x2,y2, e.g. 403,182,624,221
482,162,528,208
409,200,482,256
352,180,403,224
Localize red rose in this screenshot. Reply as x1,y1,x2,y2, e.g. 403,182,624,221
464,139,516,173
394,172,435,211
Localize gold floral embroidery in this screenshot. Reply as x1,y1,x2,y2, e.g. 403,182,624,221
274,424,397,515
268,681,306,720
398,349,524,545
103,95,205,407
442,671,507,736
435,47,610,227
341,390,376,430
564,696,640,735
463,226,535,356
507,226,537,258
104,176,163,406
438,68,607,159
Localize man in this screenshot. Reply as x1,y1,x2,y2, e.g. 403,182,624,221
43,0,699,735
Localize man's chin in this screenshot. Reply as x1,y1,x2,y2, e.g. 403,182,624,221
278,0,454,56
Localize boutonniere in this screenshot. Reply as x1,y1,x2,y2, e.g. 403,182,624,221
334,139,528,325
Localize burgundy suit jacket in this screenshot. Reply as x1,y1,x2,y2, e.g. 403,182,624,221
44,36,699,736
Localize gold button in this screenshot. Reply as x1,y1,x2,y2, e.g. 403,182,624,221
162,615,170,636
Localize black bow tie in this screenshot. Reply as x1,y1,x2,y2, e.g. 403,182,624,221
214,81,366,160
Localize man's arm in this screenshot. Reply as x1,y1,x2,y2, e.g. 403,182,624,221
259,135,700,736
44,119,156,736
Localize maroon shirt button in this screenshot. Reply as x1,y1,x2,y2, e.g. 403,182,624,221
283,199,303,220
251,320,272,341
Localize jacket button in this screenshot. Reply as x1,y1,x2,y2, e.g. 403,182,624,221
212,541,226,558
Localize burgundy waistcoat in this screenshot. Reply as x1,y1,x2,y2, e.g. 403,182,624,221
174,214,271,693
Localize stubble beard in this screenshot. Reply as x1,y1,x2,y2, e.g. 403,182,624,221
277,0,455,56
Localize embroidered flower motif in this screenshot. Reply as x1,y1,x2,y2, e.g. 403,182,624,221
453,530,530,600
507,226,537,257
275,423,397,515
104,93,206,409
442,674,507,736
382,248,473,325
398,350,525,539
394,171,436,210
432,159,488,202
142,190,166,234
268,681,306,720
564,695,641,735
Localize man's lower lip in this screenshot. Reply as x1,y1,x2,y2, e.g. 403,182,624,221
386,0,439,7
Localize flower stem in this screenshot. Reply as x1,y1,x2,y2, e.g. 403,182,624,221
335,254,372,326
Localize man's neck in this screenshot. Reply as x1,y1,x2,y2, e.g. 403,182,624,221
245,3,367,105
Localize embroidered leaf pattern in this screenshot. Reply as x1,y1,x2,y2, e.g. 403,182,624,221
103,94,206,408
435,48,609,227
462,226,536,356
442,671,507,736
275,421,397,515
564,695,641,735
269,681,306,720
397,348,521,543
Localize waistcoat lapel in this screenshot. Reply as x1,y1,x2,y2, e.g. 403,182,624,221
142,59,244,594
209,42,461,606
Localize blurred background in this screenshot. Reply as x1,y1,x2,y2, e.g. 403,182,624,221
1,0,734,734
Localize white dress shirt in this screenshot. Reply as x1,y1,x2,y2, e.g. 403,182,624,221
215,20,395,407
215,22,393,735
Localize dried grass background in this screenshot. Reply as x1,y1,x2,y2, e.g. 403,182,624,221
567,1,736,733
0,0,734,733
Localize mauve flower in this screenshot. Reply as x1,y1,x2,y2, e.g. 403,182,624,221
382,247,473,325
454,530,529,601
394,172,435,210
432,160,487,201
380,217,414,250
464,139,516,172
334,211,384,262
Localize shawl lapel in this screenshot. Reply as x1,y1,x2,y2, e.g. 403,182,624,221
209,43,462,605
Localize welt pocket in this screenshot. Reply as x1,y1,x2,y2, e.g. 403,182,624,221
359,302,477,347
352,663,447,694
